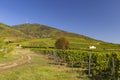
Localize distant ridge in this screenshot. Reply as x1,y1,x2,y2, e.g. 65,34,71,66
12,23,95,40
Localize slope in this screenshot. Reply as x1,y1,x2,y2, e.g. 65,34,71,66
12,24,95,40
0,23,27,41
12,23,120,49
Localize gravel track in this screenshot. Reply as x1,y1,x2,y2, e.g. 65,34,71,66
0,48,32,70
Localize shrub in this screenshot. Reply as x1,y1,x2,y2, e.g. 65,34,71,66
55,37,69,50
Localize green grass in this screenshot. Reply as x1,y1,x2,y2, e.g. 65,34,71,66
0,51,19,64
0,50,90,80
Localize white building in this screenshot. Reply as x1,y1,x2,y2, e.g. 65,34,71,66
88,46,96,49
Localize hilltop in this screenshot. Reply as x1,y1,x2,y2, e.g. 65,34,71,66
0,22,101,42
12,24,94,39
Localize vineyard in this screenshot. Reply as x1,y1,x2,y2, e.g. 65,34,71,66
32,49,120,80
19,37,120,79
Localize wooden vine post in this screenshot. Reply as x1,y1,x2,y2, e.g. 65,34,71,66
88,53,91,77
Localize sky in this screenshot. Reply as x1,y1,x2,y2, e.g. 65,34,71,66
0,0,120,43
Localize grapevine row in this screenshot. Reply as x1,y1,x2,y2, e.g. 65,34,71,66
35,49,120,79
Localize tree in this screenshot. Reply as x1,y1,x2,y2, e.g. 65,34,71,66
55,37,69,50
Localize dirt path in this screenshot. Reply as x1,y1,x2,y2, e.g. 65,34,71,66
0,48,32,70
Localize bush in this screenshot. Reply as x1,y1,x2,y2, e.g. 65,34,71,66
55,37,69,50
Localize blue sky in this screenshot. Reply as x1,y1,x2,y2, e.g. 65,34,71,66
0,0,120,43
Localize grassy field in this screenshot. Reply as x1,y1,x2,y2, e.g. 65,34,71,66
0,49,90,80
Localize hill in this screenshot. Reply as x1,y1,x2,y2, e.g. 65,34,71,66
12,23,120,49
12,24,95,39
0,23,27,41
0,22,119,49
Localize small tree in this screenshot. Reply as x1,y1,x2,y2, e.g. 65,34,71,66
55,37,69,50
